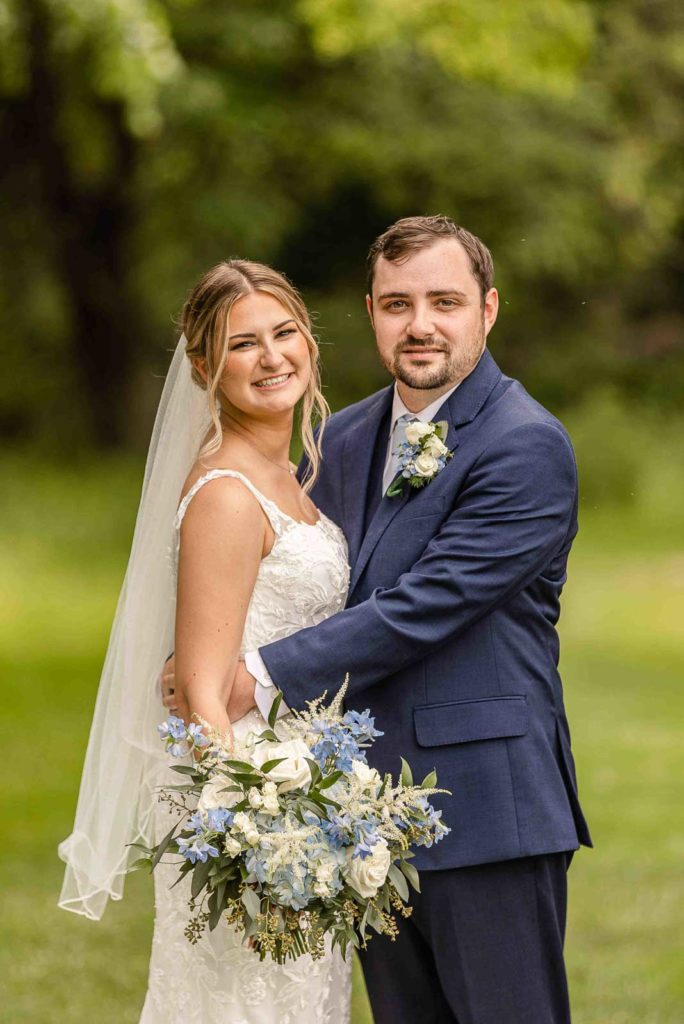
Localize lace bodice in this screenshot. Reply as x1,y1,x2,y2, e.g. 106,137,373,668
173,469,350,656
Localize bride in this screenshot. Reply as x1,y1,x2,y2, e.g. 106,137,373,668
58,260,352,1023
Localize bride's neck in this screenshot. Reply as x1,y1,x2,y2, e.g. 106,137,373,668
220,407,294,463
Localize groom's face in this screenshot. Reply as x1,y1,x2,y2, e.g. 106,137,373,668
367,239,498,395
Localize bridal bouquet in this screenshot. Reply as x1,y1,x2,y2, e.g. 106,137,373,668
133,684,449,963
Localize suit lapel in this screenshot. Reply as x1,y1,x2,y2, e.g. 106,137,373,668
342,386,393,569
349,349,502,596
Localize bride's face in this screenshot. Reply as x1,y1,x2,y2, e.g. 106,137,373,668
218,291,312,419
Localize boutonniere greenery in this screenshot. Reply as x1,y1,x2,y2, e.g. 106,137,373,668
386,420,453,498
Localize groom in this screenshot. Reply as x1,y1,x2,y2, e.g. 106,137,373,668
176,215,591,1022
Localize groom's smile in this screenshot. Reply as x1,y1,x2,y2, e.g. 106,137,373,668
366,237,498,409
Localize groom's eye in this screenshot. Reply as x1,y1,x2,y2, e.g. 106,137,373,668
386,301,408,310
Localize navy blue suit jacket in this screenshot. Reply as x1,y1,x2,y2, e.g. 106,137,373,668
261,350,592,870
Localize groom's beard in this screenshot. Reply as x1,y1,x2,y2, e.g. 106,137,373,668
390,321,485,390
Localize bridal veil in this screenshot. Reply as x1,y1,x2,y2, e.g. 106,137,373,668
58,335,209,919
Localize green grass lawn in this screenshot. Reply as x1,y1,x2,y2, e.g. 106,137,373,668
1,455,682,1023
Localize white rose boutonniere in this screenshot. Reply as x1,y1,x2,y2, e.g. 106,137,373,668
387,419,453,497
404,421,432,445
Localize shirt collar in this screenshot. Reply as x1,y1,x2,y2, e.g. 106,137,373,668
389,380,461,435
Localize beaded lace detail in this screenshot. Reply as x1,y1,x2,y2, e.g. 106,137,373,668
140,469,351,1024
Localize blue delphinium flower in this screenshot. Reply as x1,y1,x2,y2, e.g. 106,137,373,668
186,811,204,833
352,818,381,859
187,722,210,747
177,837,220,864
205,807,233,833
158,715,187,741
342,709,384,743
334,734,362,772
415,796,451,847
322,812,353,848
168,741,188,758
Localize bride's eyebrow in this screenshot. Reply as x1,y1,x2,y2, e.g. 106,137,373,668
229,319,295,341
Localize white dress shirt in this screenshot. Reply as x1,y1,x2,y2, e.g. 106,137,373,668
248,379,461,720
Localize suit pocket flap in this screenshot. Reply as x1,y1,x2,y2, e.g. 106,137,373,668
414,696,528,747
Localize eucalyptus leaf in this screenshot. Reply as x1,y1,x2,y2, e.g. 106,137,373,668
388,864,409,901
151,821,178,869
305,758,322,787
258,757,287,774
400,757,413,787
208,880,227,931
256,729,279,743
241,885,261,921
318,770,343,790
421,769,438,789
268,690,283,729
128,856,153,872
399,859,421,892
223,759,258,773
191,857,213,899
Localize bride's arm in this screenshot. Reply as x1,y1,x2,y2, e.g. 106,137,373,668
173,479,264,738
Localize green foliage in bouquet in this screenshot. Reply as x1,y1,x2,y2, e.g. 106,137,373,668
131,683,450,964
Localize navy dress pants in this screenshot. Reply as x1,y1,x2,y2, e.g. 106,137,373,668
359,853,572,1024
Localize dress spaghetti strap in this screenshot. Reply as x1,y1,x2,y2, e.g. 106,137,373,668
174,469,288,537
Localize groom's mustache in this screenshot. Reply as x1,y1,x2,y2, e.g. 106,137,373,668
396,337,449,352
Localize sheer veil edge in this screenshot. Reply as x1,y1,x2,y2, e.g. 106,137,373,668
58,335,210,920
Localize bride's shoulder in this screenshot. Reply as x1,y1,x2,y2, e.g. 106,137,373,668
178,461,260,520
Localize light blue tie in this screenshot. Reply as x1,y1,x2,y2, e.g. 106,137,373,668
384,413,418,493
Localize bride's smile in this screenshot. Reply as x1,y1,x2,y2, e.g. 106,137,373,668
217,291,312,419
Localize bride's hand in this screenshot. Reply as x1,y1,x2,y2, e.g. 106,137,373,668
161,654,237,720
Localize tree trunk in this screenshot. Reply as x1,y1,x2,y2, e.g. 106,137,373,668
24,1,140,447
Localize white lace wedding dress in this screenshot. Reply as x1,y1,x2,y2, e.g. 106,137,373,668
139,469,352,1024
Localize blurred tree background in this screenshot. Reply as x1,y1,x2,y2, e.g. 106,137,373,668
1,0,682,455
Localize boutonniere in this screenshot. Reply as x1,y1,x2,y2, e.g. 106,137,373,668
386,420,453,498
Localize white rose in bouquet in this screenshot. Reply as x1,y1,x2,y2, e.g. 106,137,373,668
351,759,382,794
404,421,432,445
414,452,439,477
197,773,241,814
343,838,391,899
252,738,312,793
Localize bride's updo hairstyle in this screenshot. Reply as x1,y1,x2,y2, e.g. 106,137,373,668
181,259,329,493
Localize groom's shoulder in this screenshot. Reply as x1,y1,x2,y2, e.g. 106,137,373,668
484,374,576,472
323,387,391,446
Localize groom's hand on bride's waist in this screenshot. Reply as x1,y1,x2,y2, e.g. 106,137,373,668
227,661,258,721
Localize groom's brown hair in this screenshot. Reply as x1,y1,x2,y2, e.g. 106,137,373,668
367,215,494,302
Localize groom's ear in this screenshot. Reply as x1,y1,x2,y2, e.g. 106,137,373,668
483,287,499,338
365,294,375,329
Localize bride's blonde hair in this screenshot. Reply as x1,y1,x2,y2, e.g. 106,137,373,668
181,260,329,493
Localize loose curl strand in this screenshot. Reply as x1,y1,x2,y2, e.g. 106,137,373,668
180,260,329,493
